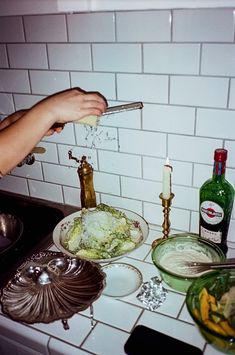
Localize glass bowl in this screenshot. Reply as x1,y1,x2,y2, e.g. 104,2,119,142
186,270,235,354
151,233,225,293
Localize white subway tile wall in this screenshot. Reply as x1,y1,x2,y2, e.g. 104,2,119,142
30,70,70,95
0,93,14,114
93,44,142,72
0,8,235,243
168,135,223,163
117,73,168,103
170,76,229,107
14,94,45,110
144,201,191,231
0,16,25,42
196,109,235,139
0,175,29,195
0,44,8,68
70,72,116,100
116,11,171,42
58,144,98,168
48,44,92,70
8,43,48,69
67,13,116,42
94,171,120,195
45,124,76,145
226,141,235,167
103,107,142,129
28,179,63,203
74,124,119,150
36,142,59,164
143,104,195,134
201,44,235,77
119,128,166,156
24,15,67,42
0,69,30,93
13,161,43,180
144,43,200,75
42,163,78,187
172,9,235,42
230,79,235,109
63,185,81,207
98,150,142,177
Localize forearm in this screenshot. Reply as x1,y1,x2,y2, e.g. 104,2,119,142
0,107,55,175
0,88,107,176
0,110,28,131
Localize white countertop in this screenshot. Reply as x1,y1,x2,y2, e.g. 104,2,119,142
0,227,234,355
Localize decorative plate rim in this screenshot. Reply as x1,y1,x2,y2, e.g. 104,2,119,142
52,207,149,263
102,262,143,297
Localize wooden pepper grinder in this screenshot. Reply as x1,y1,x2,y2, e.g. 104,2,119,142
68,151,97,208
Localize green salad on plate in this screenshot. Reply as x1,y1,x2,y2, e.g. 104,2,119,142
63,204,143,260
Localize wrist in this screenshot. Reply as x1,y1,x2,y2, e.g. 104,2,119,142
30,103,57,128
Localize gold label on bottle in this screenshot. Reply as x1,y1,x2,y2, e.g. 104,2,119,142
200,201,224,225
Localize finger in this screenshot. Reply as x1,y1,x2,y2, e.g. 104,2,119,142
45,129,55,136
80,100,107,114
74,108,103,119
72,86,86,94
54,127,63,133
83,93,107,106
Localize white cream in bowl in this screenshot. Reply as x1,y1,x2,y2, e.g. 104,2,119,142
160,249,212,277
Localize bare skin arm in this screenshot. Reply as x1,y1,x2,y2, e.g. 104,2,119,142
0,110,63,135
0,110,27,130
0,88,106,176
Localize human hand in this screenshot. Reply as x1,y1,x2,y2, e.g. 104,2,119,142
35,88,107,125
45,126,64,136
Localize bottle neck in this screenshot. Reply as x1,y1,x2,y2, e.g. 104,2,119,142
212,160,226,180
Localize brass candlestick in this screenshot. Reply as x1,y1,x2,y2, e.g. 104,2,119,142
152,192,174,249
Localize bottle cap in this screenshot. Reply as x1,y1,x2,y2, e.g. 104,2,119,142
214,149,227,162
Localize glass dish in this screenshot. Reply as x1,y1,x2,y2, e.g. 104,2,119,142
186,270,235,354
151,233,225,293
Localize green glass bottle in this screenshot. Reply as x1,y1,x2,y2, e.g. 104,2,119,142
199,148,235,255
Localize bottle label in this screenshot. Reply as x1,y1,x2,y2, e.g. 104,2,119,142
200,201,224,225
200,226,222,243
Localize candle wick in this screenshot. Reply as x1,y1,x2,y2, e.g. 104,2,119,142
165,164,173,171
164,157,172,171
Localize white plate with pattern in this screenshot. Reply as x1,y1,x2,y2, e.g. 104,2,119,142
102,262,143,297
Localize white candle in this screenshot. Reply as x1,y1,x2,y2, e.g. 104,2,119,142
162,157,172,199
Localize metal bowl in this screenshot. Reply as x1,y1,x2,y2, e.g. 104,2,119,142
0,213,23,253
1,250,106,329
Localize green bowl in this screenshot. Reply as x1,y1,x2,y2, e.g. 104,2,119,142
151,233,225,293
186,270,235,354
